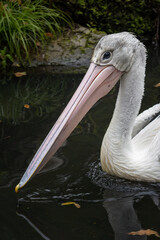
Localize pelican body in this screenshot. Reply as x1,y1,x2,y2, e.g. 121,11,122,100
15,32,160,192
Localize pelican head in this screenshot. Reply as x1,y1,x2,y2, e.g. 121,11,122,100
92,32,146,72
15,32,147,191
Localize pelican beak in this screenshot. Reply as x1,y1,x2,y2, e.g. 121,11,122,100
15,63,123,192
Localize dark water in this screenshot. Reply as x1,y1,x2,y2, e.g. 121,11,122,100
0,48,160,240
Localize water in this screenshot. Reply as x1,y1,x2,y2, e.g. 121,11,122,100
0,47,160,240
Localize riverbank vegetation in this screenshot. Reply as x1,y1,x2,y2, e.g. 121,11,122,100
0,0,159,68
54,0,160,44
0,0,71,67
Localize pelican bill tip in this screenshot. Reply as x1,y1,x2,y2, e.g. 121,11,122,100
15,184,20,193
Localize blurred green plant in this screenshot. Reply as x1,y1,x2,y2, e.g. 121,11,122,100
0,0,72,66
53,0,160,42
0,47,13,68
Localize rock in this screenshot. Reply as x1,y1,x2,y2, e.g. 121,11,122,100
29,25,105,69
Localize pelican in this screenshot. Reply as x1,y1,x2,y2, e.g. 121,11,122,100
15,32,160,192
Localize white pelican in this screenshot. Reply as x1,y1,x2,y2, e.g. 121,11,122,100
15,32,160,192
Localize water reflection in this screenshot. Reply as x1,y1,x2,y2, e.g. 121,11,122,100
103,190,160,240
16,158,160,240
0,46,160,240
103,192,146,240
17,172,160,240
17,211,50,240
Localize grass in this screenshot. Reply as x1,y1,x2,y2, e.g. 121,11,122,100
0,0,72,65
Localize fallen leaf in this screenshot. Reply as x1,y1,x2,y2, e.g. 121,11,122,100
24,104,30,109
10,0,22,4
154,83,160,87
3,136,11,140
12,62,20,67
14,72,26,77
18,0,22,5
45,32,53,38
61,202,80,208
3,4,8,9
36,42,41,47
129,229,160,238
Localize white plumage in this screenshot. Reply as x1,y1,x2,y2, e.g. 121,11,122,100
100,32,160,181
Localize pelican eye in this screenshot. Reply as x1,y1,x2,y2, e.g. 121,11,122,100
101,51,112,63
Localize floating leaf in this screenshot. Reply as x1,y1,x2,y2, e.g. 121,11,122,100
61,202,80,208
24,104,30,109
154,83,160,87
14,72,26,77
129,229,160,238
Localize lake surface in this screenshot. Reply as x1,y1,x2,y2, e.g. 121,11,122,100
0,47,160,240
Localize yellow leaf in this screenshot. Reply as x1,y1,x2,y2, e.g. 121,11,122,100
61,202,80,208
14,72,26,77
128,229,160,238
24,104,30,109
154,83,160,87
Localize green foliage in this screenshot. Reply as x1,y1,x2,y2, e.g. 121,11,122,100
0,47,13,68
54,0,159,39
0,0,72,66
